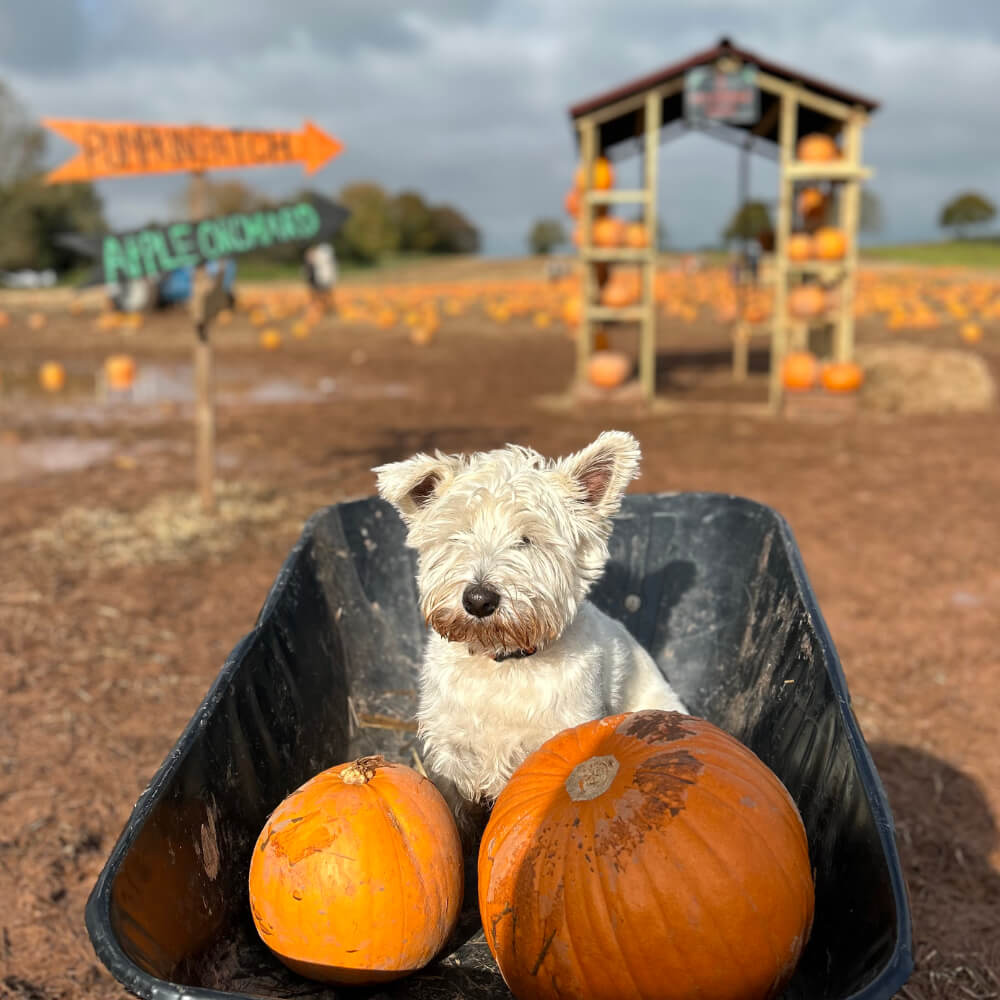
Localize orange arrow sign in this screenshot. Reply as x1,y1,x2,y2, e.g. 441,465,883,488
42,119,343,184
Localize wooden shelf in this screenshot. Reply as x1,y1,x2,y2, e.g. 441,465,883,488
587,305,646,322
785,162,873,182
584,189,651,205
582,248,654,262
787,261,850,280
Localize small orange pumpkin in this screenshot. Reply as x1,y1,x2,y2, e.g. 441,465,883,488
250,756,462,985
38,361,66,393
821,361,864,393
814,227,848,261
788,285,828,320
27,312,47,331
562,295,582,327
479,711,814,1000
797,186,827,220
104,354,137,391
781,350,819,390
259,329,282,350
796,133,840,162
960,321,983,343
788,233,815,262
586,350,631,389
575,156,614,191
563,188,580,218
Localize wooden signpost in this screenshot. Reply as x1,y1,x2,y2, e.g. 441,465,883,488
43,117,346,511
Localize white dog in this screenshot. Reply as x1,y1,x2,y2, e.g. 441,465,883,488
374,431,686,839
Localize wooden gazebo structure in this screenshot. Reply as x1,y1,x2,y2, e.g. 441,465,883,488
568,37,879,410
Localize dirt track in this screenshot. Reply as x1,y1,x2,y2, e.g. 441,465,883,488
1,286,998,999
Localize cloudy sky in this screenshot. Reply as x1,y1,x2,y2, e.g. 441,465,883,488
2,0,999,254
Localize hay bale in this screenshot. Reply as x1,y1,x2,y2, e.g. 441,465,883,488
855,343,997,415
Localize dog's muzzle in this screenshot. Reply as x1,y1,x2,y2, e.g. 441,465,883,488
462,583,501,618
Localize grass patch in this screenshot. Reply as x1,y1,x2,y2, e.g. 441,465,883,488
861,240,1000,269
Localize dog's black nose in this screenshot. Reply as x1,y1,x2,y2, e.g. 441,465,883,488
462,583,500,618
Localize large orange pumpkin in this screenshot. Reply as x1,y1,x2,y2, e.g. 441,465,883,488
586,350,631,389
781,351,820,390
788,233,815,262
479,711,814,1000
796,133,839,162
821,361,864,392
788,285,828,320
624,221,648,248
249,756,463,985
814,226,848,260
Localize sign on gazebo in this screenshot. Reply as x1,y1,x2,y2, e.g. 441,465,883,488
684,63,759,125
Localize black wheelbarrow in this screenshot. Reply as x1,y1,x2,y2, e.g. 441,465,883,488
85,492,913,999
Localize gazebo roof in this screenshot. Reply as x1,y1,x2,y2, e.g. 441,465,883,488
568,37,879,157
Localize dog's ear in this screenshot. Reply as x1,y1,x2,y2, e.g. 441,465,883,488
557,430,642,518
373,451,459,522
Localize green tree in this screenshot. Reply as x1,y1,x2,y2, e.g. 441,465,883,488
427,204,479,254
174,176,263,219
722,200,773,242
939,191,996,239
0,80,45,185
391,190,436,253
528,218,566,255
336,182,400,264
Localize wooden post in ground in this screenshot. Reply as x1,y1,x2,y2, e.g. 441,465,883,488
187,170,216,513
577,119,597,387
835,109,864,363
641,89,661,401
769,89,798,413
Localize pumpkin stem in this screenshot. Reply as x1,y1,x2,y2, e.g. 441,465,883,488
341,755,387,785
565,754,620,801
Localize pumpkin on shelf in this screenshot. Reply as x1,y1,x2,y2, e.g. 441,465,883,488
563,188,580,218
821,360,864,393
814,227,848,261
788,233,815,262
585,350,631,389
796,132,840,163
600,269,640,308
479,711,814,1000
592,216,626,249
249,756,462,986
782,350,820,390
624,221,649,248
574,156,614,191
797,187,827,221
788,284,829,320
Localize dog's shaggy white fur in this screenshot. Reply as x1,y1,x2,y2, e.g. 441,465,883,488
374,431,686,835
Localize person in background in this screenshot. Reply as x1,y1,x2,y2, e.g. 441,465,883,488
744,239,761,286
305,242,337,313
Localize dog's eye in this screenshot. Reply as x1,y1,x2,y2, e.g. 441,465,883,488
518,536,532,547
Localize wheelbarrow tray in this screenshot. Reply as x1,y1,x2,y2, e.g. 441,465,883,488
85,492,913,1000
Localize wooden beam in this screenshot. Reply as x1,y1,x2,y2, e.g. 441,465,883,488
769,90,798,413
756,71,853,123
641,88,660,401
577,118,597,386
584,78,684,127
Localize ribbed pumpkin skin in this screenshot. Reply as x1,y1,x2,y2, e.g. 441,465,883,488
479,711,814,1000
249,756,463,985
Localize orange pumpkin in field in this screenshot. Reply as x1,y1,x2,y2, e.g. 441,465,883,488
249,756,462,985
782,351,819,390
814,227,848,261
38,361,66,393
479,711,814,1000
586,350,631,389
562,295,582,327
821,361,864,393
788,233,815,262
259,329,282,350
788,285,828,320
104,354,137,390
796,133,839,162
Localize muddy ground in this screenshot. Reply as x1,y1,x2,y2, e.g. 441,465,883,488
0,287,998,1000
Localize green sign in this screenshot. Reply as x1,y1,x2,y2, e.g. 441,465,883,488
59,194,347,285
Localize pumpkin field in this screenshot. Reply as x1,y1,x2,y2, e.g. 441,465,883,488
1,255,999,999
